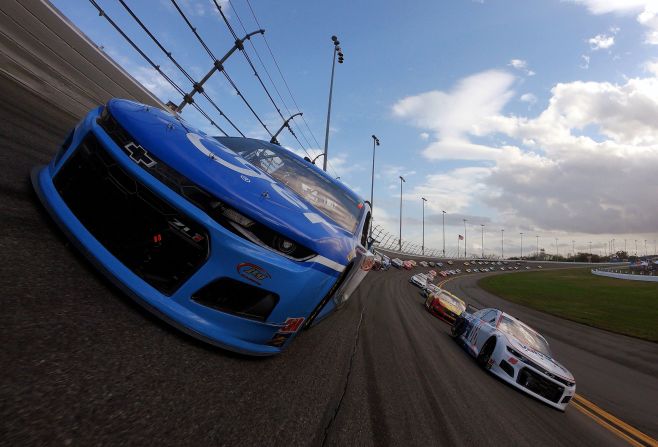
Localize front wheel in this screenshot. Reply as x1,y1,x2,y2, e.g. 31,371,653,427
451,317,466,338
477,338,496,370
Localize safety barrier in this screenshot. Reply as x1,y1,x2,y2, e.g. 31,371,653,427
0,0,163,120
591,268,658,282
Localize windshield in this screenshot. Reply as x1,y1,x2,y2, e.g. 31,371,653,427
498,316,551,356
222,140,363,233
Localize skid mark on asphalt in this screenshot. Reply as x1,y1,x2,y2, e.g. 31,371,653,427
320,301,368,447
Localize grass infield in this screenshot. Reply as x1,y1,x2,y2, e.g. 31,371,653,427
478,268,658,342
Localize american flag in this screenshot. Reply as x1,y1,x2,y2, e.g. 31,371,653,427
458,235,464,240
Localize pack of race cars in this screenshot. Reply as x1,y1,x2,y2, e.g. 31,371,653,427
35,99,571,407
372,252,575,411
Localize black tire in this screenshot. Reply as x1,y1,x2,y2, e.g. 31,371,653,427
477,338,496,369
451,317,466,338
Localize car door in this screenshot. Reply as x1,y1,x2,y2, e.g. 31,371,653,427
474,309,500,354
463,309,486,342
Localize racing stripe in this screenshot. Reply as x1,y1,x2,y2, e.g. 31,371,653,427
310,255,345,273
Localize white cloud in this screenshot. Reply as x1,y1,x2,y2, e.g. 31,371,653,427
645,59,658,75
176,0,229,16
588,33,615,49
420,132,430,140
393,69,658,234
509,59,527,70
392,70,515,136
407,167,492,214
132,66,178,99
508,59,536,76
571,0,658,45
637,5,658,44
580,54,590,69
520,93,537,105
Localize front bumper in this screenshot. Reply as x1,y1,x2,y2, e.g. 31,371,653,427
31,108,344,355
490,348,576,410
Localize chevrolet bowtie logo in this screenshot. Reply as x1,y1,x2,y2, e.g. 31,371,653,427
124,142,156,168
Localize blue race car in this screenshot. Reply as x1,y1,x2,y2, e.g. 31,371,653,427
32,99,374,355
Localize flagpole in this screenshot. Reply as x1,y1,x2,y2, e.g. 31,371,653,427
457,235,460,259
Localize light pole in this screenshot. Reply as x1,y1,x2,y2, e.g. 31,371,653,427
536,235,540,260
481,224,485,258
645,240,648,257
520,232,524,259
442,210,446,257
421,197,427,256
572,240,576,262
309,153,326,167
322,35,344,172
555,238,559,260
501,229,504,259
635,239,638,256
463,219,467,258
399,176,405,251
369,134,380,236
270,112,303,145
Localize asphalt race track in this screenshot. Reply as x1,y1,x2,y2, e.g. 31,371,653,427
2,73,657,446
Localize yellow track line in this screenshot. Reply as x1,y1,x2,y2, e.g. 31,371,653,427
572,401,645,447
573,395,658,446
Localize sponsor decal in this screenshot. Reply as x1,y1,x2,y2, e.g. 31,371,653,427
346,249,356,262
279,317,305,334
236,262,271,285
240,174,251,183
267,317,305,347
123,142,156,168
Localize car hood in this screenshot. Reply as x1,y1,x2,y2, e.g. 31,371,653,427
507,336,574,382
438,296,465,315
107,99,362,266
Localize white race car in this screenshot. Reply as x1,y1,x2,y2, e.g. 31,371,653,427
452,307,576,411
422,283,441,297
410,273,428,288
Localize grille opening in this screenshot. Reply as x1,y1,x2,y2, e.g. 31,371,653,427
517,368,564,403
54,128,75,166
54,134,209,295
499,360,515,377
561,395,572,404
192,278,279,321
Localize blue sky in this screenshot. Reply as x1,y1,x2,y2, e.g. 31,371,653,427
52,0,658,257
